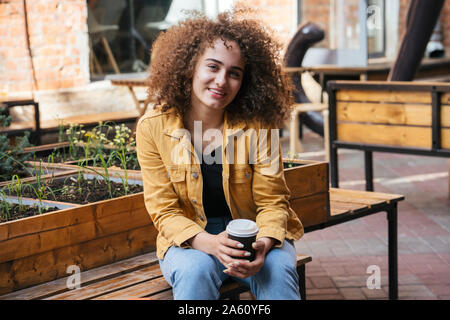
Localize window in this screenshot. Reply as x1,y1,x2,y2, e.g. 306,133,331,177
367,0,385,58
87,0,231,79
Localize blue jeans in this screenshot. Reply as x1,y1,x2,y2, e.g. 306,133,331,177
158,216,301,300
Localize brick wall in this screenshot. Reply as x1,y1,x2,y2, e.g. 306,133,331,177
0,0,89,93
235,0,297,53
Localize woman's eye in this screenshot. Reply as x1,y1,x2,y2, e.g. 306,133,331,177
207,65,218,70
229,71,241,78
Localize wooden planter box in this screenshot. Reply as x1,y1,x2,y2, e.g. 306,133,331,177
283,159,330,228
0,159,327,295
0,172,155,295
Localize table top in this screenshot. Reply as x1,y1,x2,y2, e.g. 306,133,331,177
283,56,450,74
110,78,149,87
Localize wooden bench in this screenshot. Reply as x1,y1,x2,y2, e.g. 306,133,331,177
1,98,140,145
0,188,404,300
0,251,311,300
327,80,450,197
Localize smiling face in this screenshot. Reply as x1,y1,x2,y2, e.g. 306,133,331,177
190,38,245,115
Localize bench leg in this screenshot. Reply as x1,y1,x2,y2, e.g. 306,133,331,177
298,264,306,300
330,145,339,188
387,204,398,300
364,150,374,191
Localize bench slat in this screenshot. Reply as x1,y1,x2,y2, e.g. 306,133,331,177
330,188,404,202
0,252,157,300
46,264,161,300
93,276,170,300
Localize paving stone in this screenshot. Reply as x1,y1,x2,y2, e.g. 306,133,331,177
398,285,436,299
309,276,336,289
339,288,366,300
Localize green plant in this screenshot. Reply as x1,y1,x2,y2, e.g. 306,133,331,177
8,175,25,212
111,149,129,195
284,151,301,168
0,131,33,181
0,190,11,221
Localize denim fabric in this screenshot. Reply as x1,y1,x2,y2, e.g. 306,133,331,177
158,216,301,300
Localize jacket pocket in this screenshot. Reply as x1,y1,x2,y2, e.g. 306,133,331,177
230,166,253,184
167,167,188,200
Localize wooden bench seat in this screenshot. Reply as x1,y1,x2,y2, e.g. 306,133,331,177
0,251,311,300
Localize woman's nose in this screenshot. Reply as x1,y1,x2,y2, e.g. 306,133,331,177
215,72,226,87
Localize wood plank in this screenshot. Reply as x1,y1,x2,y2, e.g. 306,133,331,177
0,202,151,264
93,276,170,300
337,102,432,126
442,129,450,149
0,252,158,300
329,200,368,214
40,110,140,130
284,161,328,199
149,289,174,300
0,192,144,241
46,264,162,300
442,93,450,105
336,90,431,104
330,206,350,216
443,106,450,127
330,192,387,207
337,123,432,148
0,225,157,295
330,188,404,202
290,193,329,228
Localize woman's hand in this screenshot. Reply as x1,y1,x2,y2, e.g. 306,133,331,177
223,237,275,279
188,231,252,267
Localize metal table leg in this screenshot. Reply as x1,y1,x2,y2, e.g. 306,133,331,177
387,203,398,300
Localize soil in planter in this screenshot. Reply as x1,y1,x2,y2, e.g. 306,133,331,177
283,162,305,169
0,167,33,182
8,177,144,205
0,203,59,223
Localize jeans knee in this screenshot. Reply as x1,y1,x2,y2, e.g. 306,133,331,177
169,252,222,299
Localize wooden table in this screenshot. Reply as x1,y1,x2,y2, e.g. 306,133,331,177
283,56,450,102
110,78,150,117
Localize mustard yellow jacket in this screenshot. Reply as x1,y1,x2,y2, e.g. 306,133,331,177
136,108,304,260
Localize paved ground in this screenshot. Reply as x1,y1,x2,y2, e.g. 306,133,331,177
283,126,450,300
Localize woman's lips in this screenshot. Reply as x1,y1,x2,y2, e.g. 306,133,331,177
208,88,226,99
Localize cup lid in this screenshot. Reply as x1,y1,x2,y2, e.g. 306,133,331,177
226,219,259,237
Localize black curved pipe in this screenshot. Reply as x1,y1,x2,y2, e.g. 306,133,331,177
284,22,325,137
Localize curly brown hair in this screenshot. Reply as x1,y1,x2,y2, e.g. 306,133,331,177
146,8,293,128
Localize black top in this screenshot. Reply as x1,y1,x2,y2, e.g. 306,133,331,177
196,146,232,219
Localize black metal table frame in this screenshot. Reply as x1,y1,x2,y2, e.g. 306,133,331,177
304,201,400,300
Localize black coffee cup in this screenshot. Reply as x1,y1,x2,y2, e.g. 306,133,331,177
226,219,259,262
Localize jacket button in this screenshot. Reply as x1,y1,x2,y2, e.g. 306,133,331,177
192,172,199,179
192,199,197,205
199,215,205,221
245,171,250,178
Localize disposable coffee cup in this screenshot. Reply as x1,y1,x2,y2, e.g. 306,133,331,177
226,219,259,261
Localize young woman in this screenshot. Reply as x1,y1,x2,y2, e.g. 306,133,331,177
136,8,304,300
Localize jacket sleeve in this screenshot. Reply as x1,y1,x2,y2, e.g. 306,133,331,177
136,118,204,248
252,128,291,247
